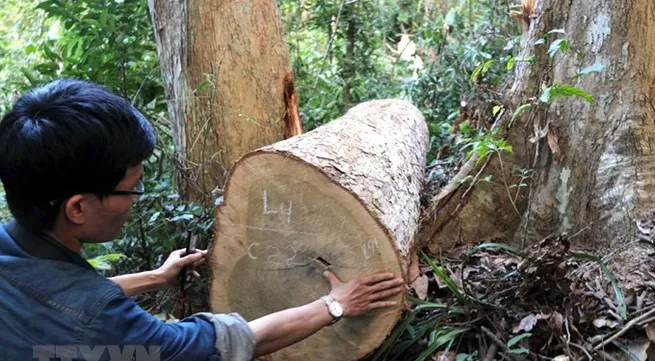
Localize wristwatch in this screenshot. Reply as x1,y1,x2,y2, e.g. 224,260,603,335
320,295,343,325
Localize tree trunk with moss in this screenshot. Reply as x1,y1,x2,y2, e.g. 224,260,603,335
148,0,302,204
420,0,655,250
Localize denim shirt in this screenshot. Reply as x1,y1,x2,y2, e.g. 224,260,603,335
0,221,255,361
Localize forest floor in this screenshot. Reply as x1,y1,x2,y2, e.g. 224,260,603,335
395,234,655,361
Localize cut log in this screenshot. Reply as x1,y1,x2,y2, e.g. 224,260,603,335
209,99,428,361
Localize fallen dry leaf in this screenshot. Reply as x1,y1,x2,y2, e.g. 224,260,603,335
552,356,570,361
547,127,561,157
593,317,620,329
550,311,564,331
432,351,456,361
410,274,429,300
513,314,539,333
408,251,421,283
646,323,655,342
529,122,549,144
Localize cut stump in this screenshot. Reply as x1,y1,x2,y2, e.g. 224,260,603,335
209,99,428,361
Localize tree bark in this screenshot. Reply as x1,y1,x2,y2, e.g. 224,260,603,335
148,0,302,203
419,0,655,250
209,99,428,361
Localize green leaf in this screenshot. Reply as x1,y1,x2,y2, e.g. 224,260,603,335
533,38,546,46
25,44,37,55
195,79,213,93
445,9,461,27
34,62,60,75
506,56,515,70
42,43,63,62
470,60,494,83
421,250,461,298
21,68,39,86
467,242,526,258
170,214,194,222
548,39,569,58
416,328,467,361
540,85,594,104
510,104,532,127
540,87,553,104
508,348,530,355
527,55,537,65
507,333,532,347
100,7,109,27
573,62,605,79
148,211,161,224
570,252,626,319
88,253,125,271
82,18,102,29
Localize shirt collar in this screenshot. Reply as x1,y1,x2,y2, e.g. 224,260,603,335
4,219,96,271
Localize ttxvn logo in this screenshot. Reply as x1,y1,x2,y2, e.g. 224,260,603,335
33,345,161,361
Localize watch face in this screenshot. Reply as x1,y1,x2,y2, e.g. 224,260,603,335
329,302,344,318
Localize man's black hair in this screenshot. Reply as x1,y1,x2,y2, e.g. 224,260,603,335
0,79,156,231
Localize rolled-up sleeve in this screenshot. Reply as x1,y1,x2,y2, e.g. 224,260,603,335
88,294,255,361
195,313,255,361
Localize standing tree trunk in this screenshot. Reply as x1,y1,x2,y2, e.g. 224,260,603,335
420,0,655,250
148,0,302,203
210,100,428,361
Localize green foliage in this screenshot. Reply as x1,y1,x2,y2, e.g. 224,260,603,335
1,0,164,112
88,253,126,271
421,250,462,299
547,38,569,58
507,332,531,354
281,0,518,162
510,103,532,126
0,0,49,113
415,327,467,361
540,84,594,104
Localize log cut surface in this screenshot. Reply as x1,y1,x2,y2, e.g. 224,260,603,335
210,100,428,361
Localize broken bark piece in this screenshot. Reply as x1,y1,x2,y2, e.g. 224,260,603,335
209,99,428,361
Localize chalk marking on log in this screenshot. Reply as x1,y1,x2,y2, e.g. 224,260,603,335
224,222,319,235
266,245,281,262
361,238,380,260
246,243,307,266
262,190,292,224
247,243,260,259
285,245,298,266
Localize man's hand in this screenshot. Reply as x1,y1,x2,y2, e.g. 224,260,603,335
154,248,208,289
324,271,404,317
249,270,405,357
109,248,208,297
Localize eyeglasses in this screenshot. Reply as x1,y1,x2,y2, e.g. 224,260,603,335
48,179,145,206
107,179,145,197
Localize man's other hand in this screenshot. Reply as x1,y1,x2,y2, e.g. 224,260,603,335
324,271,405,317
155,248,208,288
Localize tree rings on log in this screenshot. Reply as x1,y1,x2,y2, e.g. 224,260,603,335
209,99,429,361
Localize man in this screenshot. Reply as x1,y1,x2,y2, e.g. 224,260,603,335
0,80,405,361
